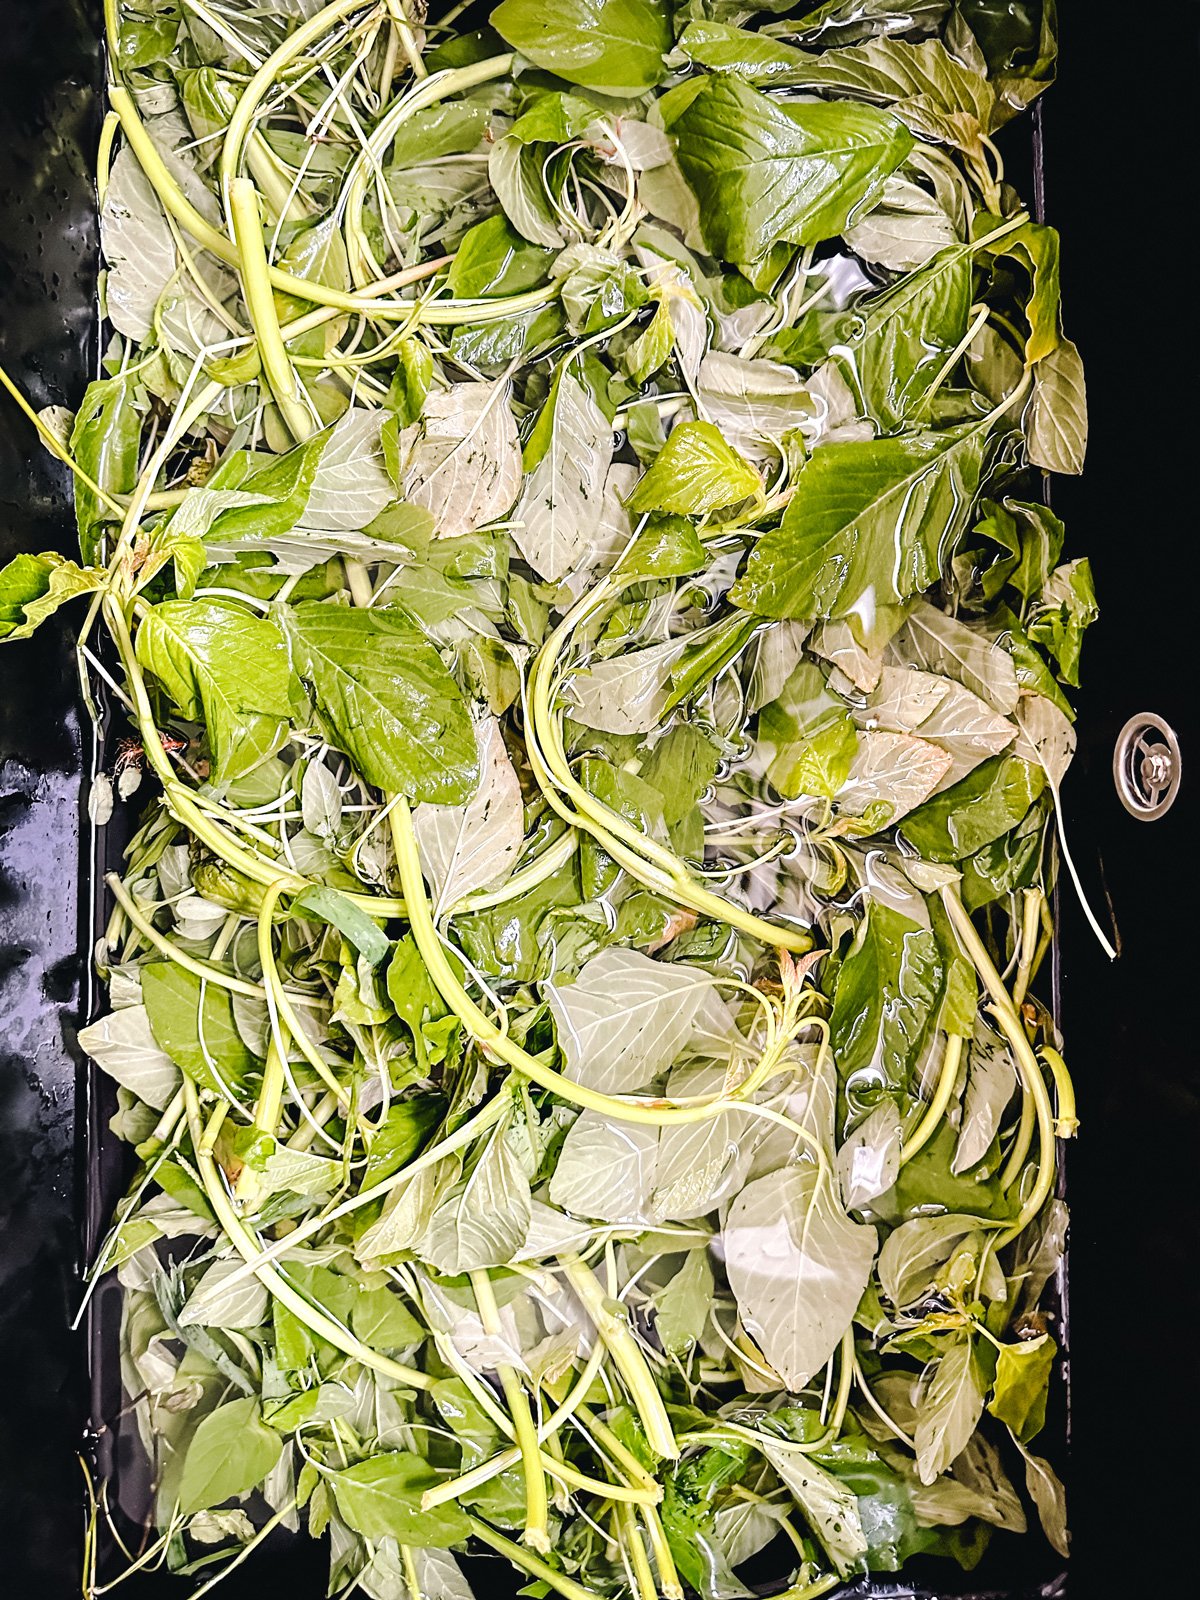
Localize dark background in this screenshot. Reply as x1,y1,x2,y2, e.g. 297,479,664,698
2,1,1196,1594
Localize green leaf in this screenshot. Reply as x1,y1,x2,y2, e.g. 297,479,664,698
419,1116,533,1273
1025,337,1087,476
678,19,820,82
546,946,721,1095
199,429,330,546
489,0,672,94
653,1250,714,1355
280,602,479,801
620,515,708,579
759,659,858,800
901,753,1045,862
1020,1444,1069,1557
878,1215,985,1310
759,1438,868,1577
135,600,295,781
987,1334,1056,1443
513,368,615,581
914,1336,985,1484
626,421,760,518
447,214,555,298
412,714,525,917
292,886,389,965
77,1005,181,1110
836,247,974,429
178,1398,283,1515
387,101,489,169
0,552,103,641
830,903,942,1086
364,1096,446,1186
329,1451,471,1548
979,216,1061,363
1028,558,1096,688
731,425,990,621
387,935,452,1074
667,75,913,265
662,1442,754,1598
142,961,258,1097
348,1284,425,1350
387,337,433,428
70,372,142,561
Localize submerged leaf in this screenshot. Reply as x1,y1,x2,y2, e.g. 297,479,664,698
725,1165,877,1390
669,75,913,265
280,603,479,802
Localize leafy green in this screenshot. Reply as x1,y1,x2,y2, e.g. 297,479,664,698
830,903,942,1084
280,603,479,801
70,372,141,561
668,75,913,265
3,4,1088,1590
0,552,103,640
901,753,1045,861
141,962,258,1097
626,420,760,518
177,1399,283,1515
732,425,992,620
136,600,295,781
330,1452,471,1547
490,0,672,94
988,1334,1056,1442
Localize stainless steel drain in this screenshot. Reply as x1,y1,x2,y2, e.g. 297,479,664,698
1113,713,1182,820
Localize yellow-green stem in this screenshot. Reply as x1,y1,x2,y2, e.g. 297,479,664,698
182,1077,433,1387
466,1518,598,1600
941,887,1058,1244
559,1254,677,1461
470,1269,550,1553
899,1033,965,1168
228,178,314,441
422,1338,608,1510
388,798,805,1127
618,1503,657,1600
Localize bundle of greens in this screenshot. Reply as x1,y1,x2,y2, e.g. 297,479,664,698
0,1,1086,1595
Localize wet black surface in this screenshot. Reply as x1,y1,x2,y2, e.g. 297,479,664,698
0,1,98,1590
1,1,1196,1596
1045,3,1200,1594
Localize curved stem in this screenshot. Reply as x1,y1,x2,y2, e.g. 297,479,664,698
103,872,262,998
452,827,579,916
421,1337,608,1510
525,577,812,953
470,1269,550,1552
177,1088,512,1296
0,362,124,518
940,887,1057,1243
228,178,314,441
389,797,809,1125
898,1033,964,1168
107,86,529,323
560,1253,677,1461
182,1077,433,1388
340,53,515,287
253,881,293,1135
1041,1045,1078,1138
219,0,375,206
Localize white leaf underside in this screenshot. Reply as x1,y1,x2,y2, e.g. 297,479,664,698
300,408,395,533
412,714,525,918
403,381,523,537
724,1164,877,1391
512,372,615,583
